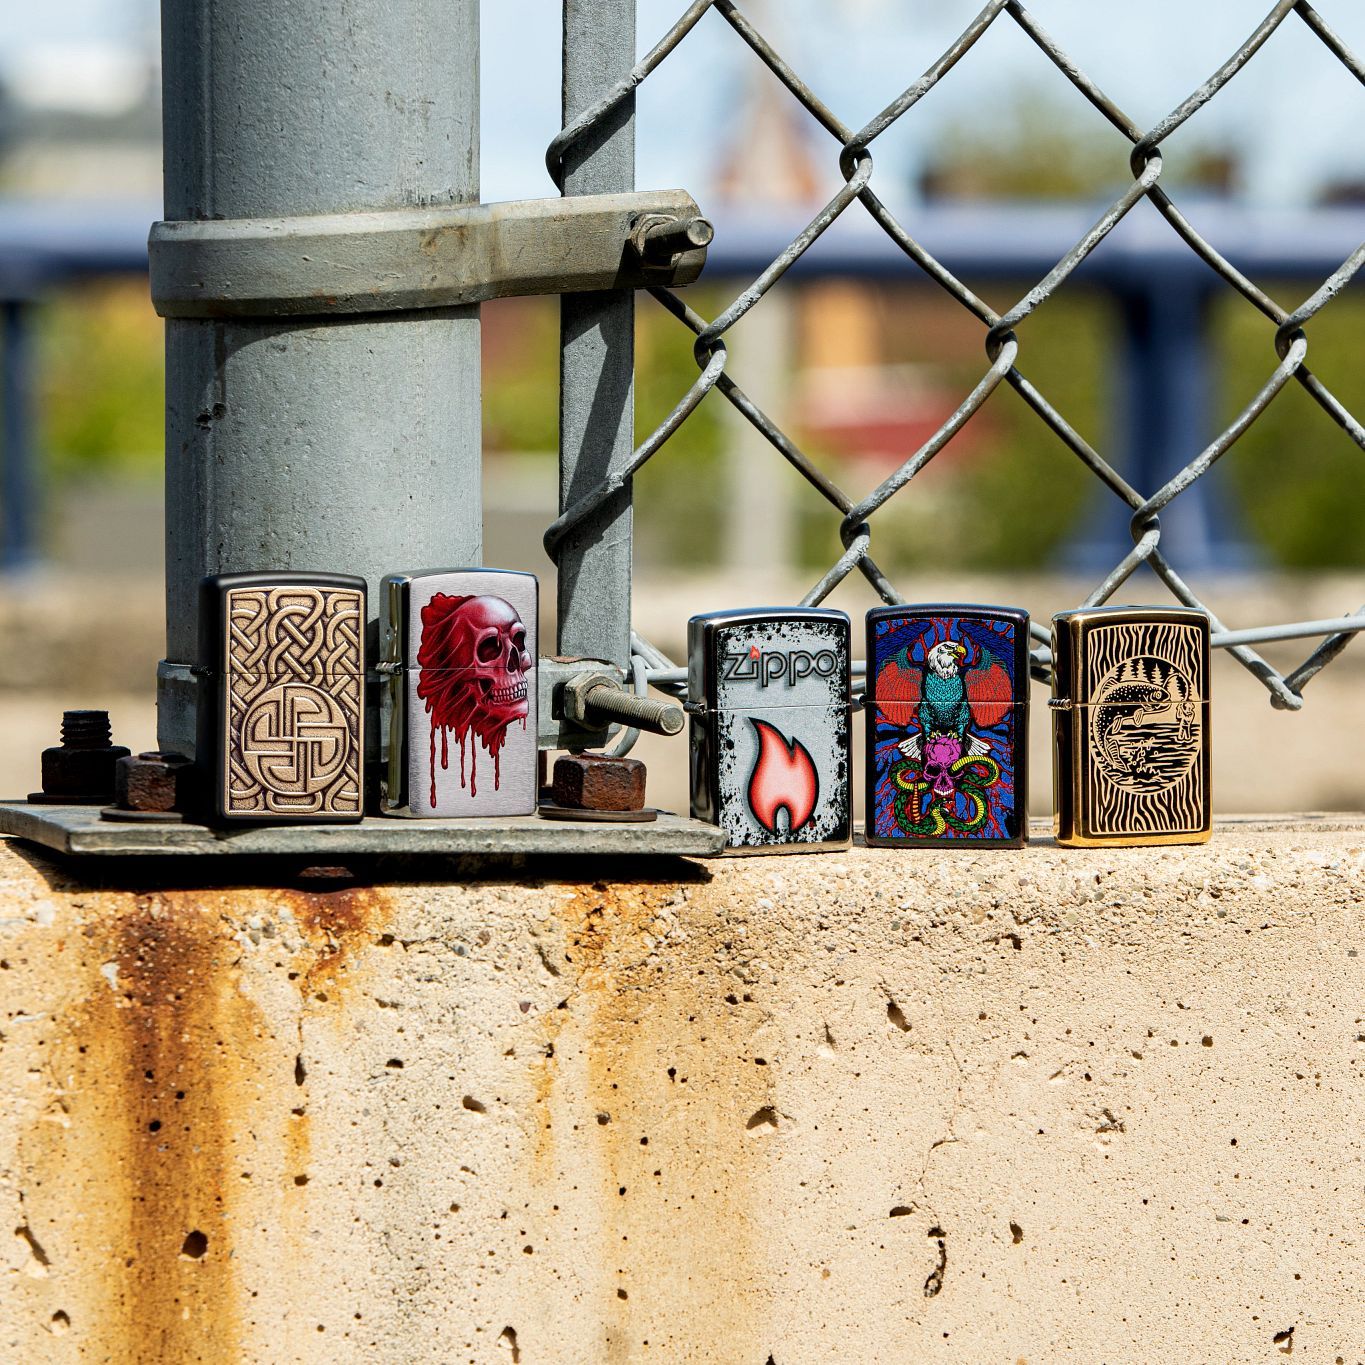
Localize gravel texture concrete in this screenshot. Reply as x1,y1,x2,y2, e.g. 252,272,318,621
1,820,1363,1362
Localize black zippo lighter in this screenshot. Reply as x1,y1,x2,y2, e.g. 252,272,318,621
196,571,367,824
688,608,851,854
865,604,1030,848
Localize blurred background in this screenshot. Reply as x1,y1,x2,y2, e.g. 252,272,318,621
0,0,1363,814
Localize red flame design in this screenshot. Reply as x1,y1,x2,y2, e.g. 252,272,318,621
747,719,819,835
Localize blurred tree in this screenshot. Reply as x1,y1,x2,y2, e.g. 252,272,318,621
1220,290,1365,568
38,278,162,479
921,86,1238,200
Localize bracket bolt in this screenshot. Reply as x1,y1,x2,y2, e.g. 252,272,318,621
114,750,194,814
559,669,685,737
630,213,715,266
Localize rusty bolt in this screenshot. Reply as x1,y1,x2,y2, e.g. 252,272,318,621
114,750,193,814
551,753,647,812
560,670,684,737
33,710,131,804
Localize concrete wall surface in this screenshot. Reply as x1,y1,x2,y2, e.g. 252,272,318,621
1,818,1363,1364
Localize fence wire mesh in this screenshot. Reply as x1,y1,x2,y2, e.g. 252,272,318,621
547,0,1365,709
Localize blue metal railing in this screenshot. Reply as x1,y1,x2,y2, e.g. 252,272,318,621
1,193,1362,572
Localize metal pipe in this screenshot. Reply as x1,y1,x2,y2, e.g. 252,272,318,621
0,301,35,571
557,0,637,670
156,0,481,755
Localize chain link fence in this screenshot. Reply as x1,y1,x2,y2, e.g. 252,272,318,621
546,0,1365,712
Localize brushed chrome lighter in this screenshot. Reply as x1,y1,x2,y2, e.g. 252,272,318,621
688,608,851,854
196,571,366,824
379,569,537,817
865,604,1030,848
1051,605,1211,847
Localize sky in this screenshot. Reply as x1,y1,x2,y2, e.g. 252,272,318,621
4,0,1365,207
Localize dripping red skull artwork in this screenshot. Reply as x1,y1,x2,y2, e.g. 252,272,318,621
416,593,532,805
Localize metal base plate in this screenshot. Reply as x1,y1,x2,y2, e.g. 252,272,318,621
0,801,725,859
537,802,658,824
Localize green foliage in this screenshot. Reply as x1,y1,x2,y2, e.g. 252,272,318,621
29,261,1364,575
632,290,725,569
882,293,1109,571
925,86,1237,200
481,296,559,455
36,279,163,480
1219,290,1365,568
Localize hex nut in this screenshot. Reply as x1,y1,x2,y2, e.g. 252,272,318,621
37,710,130,802
114,751,193,813
551,754,647,812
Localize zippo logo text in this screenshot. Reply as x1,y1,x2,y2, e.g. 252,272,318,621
723,648,840,688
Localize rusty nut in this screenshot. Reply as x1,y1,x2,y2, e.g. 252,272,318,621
114,750,193,814
551,753,647,812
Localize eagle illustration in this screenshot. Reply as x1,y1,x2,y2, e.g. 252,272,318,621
876,636,1012,763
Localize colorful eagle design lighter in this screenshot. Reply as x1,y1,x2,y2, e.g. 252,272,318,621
196,571,366,824
865,605,1030,847
688,608,851,854
1051,605,1211,847
379,570,537,817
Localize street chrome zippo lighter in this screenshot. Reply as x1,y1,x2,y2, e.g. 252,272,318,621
196,571,366,824
379,569,537,817
865,605,1030,848
688,608,851,854
1051,605,1211,847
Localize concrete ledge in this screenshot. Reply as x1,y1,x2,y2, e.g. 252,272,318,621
1,820,1363,1361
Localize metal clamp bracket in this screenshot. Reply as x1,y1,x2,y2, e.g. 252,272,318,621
150,189,711,319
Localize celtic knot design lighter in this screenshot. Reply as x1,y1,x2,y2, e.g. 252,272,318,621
1051,605,1211,847
197,572,366,823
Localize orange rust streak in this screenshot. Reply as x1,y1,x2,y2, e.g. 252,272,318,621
278,885,391,1005
16,876,395,1363
35,889,255,1363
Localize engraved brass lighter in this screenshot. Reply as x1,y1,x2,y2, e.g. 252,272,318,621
1051,605,1211,847
196,572,367,824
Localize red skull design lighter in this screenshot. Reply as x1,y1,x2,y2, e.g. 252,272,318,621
379,570,538,817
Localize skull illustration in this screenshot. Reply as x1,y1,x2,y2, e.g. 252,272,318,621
417,592,533,801
465,596,531,724
921,733,963,799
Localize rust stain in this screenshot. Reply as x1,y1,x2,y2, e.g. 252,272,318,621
273,885,393,1253
526,878,769,1362
529,882,664,1170
20,887,258,1363
278,885,392,1006
111,891,245,1362
14,876,395,1362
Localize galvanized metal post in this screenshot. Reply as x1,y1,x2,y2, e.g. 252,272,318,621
157,0,482,755
0,301,35,572
558,0,636,669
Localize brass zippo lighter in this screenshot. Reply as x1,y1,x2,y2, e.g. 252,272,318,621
196,572,367,824
1051,605,1211,847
